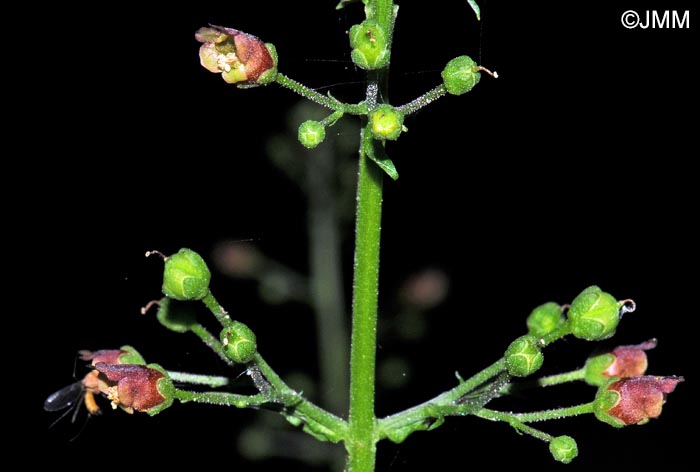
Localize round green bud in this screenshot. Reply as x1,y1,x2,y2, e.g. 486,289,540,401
156,297,197,333
441,56,481,95
349,20,390,70
568,286,621,341
162,248,211,301
583,353,616,387
526,302,563,338
505,335,544,377
549,435,578,464
220,321,257,363
298,120,326,149
369,105,405,141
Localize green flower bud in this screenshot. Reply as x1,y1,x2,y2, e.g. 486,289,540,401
369,105,405,141
549,435,578,464
298,120,326,148
156,297,197,333
505,335,544,377
162,248,211,301
568,286,621,341
221,321,257,363
526,302,564,338
584,353,616,387
441,56,481,95
349,20,390,70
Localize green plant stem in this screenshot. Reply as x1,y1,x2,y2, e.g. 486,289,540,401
500,367,586,395
346,2,394,469
475,409,553,442
512,402,595,423
276,74,367,115
175,389,267,408
397,85,448,115
167,371,230,387
190,323,235,366
254,353,349,442
378,359,507,438
202,291,232,327
347,130,384,471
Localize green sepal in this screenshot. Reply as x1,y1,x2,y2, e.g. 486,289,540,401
592,378,625,428
117,345,147,365
145,363,175,416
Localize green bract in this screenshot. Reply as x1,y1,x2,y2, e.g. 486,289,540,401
568,286,620,341
505,335,544,377
441,56,481,95
298,120,326,148
526,302,563,338
549,435,578,464
162,248,211,301
369,105,404,141
221,321,258,363
349,20,390,70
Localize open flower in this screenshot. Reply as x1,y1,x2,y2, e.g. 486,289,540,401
594,375,684,427
94,362,174,415
584,339,657,386
195,25,277,86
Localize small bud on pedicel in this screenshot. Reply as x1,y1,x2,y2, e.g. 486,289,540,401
567,286,622,341
584,339,657,386
195,26,277,86
505,335,544,377
526,302,563,337
369,105,404,141
221,321,257,363
594,375,684,427
441,56,481,95
549,435,578,464
349,20,390,70
298,120,326,148
162,248,211,301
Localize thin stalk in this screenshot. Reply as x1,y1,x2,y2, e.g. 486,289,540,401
347,1,394,469
276,74,368,115
167,371,231,388
175,389,267,408
475,409,554,442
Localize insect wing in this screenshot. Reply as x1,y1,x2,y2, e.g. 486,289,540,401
44,381,83,412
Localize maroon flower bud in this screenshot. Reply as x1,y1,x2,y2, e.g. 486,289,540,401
195,25,277,86
79,345,146,366
594,375,684,427
94,363,174,415
79,349,125,365
584,339,657,386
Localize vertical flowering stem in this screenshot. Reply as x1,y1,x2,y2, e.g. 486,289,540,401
348,127,384,472
347,2,394,471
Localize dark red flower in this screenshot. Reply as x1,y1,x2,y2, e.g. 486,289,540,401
195,25,277,85
94,363,173,415
604,339,657,378
595,375,684,426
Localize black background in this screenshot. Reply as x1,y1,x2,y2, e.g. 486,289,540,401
27,1,696,469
